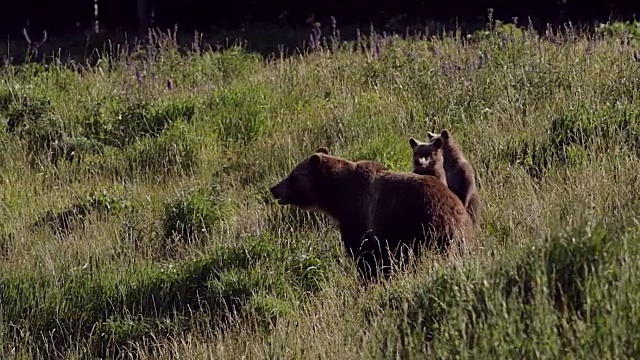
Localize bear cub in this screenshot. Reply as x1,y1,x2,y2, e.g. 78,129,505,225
409,136,447,187
410,129,481,228
269,147,475,281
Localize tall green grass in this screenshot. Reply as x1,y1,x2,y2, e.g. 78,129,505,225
1,20,640,359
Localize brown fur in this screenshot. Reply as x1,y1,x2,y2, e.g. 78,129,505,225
320,146,389,173
355,160,388,172
412,129,481,228
409,137,448,187
269,147,475,281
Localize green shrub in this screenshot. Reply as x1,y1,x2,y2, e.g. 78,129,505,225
31,188,132,237
596,20,640,45
0,231,335,355
83,96,196,148
124,121,199,176
90,120,199,180
206,84,271,145
502,103,640,178
376,222,628,357
1,94,67,167
162,185,229,243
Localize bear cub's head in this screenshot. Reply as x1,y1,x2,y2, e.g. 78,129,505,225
269,147,330,210
409,136,446,183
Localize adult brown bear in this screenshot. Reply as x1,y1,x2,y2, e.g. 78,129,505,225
269,147,475,281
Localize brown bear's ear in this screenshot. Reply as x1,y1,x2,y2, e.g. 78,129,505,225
310,153,322,167
427,131,439,139
409,138,418,148
433,137,443,149
440,129,450,140
315,147,329,154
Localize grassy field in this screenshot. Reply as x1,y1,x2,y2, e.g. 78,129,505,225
1,20,640,359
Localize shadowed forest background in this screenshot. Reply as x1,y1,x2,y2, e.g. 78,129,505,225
2,0,640,62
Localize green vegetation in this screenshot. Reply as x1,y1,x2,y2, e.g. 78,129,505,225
1,21,640,359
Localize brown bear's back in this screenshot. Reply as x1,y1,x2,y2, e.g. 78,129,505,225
368,170,474,254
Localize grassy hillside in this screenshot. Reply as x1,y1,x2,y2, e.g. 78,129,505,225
1,21,640,359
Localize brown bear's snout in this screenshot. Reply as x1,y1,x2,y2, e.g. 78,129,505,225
269,183,288,205
269,185,279,198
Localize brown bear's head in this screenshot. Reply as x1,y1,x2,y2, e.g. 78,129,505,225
409,136,444,176
269,147,330,210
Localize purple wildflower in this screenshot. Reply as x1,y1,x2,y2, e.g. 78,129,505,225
477,52,486,69
330,16,337,37
441,61,462,76
585,40,594,56
441,61,451,75
404,50,416,62
309,23,322,51
372,35,381,57
501,33,509,47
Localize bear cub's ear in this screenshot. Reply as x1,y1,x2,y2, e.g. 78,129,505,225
409,137,419,149
315,147,329,154
432,137,443,149
440,129,450,140
427,131,439,139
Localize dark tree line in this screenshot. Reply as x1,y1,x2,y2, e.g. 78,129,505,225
1,0,639,38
